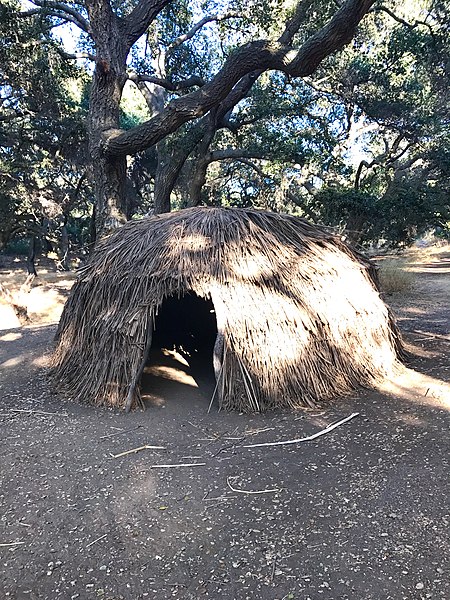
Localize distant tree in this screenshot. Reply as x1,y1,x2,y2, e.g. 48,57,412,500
285,0,450,244
1,0,90,268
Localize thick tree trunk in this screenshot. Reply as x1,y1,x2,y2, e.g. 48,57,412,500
153,162,176,214
90,150,128,234
89,60,128,235
86,1,129,237
153,130,208,213
27,236,38,276
188,157,208,207
187,123,216,207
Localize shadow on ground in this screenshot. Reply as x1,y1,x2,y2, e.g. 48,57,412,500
0,253,449,600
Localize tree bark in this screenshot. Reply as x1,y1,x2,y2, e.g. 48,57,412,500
104,0,376,157
85,0,132,236
153,144,184,214
88,57,129,235
188,156,209,207
27,236,38,276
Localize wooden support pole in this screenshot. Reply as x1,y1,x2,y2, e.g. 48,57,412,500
124,321,153,413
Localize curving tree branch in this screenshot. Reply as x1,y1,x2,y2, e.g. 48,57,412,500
128,72,205,92
104,0,376,157
205,149,264,164
168,12,241,50
123,0,173,48
25,0,90,32
373,5,436,36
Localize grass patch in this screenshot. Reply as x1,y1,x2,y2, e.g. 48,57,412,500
378,258,415,294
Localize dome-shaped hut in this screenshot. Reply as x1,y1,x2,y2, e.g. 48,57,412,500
52,207,403,412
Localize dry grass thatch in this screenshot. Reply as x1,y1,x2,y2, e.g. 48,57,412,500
51,207,404,412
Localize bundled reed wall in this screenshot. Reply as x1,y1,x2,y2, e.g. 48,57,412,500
51,207,403,411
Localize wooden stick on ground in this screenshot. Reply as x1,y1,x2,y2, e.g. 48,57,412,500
226,477,280,495
149,462,206,469
0,541,25,547
86,534,107,548
413,329,450,343
0,409,68,416
243,412,360,448
99,425,143,440
111,444,165,458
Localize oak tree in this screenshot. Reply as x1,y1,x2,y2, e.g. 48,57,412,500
19,0,377,236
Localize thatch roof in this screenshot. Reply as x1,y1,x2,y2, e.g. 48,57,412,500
51,207,403,412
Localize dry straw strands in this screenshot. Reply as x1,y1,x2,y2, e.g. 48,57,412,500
51,207,403,412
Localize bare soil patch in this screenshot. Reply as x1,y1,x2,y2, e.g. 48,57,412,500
0,248,449,600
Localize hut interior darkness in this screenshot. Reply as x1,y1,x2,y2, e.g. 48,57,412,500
141,293,218,404
51,207,403,412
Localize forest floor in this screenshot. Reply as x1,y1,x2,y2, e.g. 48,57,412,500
0,247,449,600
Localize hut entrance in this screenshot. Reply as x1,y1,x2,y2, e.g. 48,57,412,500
141,292,218,406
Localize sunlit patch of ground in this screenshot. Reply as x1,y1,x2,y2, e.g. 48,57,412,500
402,242,450,265
376,243,450,295
0,257,76,328
380,367,450,410
0,331,22,342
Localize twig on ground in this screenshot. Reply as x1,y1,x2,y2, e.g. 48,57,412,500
0,541,25,547
0,409,68,416
149,462,206,469
211,439,246,458
294,411,326,420
180,455,203,460
187,421,219,439
226,476,281,495
243,412,359,448
413,329,450,342
245,426,275,436
111,444,165,458
100,425,143,440
86,534,107,548
271,557,277,581
203,495,231,501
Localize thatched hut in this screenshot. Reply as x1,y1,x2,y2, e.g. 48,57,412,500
51,207,403,412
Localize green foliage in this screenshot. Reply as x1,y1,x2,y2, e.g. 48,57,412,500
309,181,450,247
0,0,91,255
201,0,450,247
1,0,449,252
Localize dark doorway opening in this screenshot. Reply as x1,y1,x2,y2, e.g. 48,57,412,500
141,292,218,407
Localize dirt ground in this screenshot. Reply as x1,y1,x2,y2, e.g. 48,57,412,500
0,249,449,600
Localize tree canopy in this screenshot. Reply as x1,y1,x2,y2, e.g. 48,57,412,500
1,0,449,263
